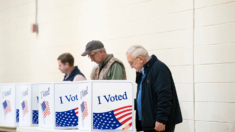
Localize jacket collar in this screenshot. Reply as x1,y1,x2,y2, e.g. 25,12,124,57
143,54,158,74
64,66,78,79
98,54,113,73
135,55,158,83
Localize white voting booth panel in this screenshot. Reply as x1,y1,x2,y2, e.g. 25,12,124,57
38,82,79,129
79,80,134,132
0,84,20,127
18,83,39,126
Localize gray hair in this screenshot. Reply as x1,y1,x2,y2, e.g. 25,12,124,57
93,48,106,53
126,45,148,59
90,64,99,80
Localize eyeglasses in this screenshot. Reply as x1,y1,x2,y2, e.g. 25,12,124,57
128,57,139,66
88,53,97,59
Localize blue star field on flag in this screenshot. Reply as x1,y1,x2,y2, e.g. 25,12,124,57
93,111,122,130
16,109,19,123
56,108,78,127
93,105,132,130
32,110,38,124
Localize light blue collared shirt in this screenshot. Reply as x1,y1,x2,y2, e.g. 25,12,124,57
137,68,145,120
137,57,151,120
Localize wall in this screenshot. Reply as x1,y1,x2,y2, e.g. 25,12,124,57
0,0,234,131
194,0,235,131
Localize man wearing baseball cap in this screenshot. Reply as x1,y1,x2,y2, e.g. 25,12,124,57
81,40,126,80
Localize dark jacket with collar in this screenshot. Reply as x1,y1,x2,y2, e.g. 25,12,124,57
135,55,182,131
63,66,86,81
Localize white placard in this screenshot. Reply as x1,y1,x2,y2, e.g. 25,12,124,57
79,81,92,131
0,84,18,127
38,83,54,129
19,84,32,126
54,83,79,128
39,82,79,129
79,80,134,132
19,83,39,126
92,81,134,130
32,84,39,125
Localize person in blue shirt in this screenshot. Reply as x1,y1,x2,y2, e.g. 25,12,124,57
126,45,182,132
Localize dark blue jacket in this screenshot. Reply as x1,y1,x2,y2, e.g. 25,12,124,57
135,55,182,131
63,66,86,81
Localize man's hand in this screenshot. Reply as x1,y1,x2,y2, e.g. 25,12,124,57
154,121,165,132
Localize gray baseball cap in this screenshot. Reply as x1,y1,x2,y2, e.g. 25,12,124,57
81,40,104,56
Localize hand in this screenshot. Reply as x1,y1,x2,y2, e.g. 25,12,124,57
154,121,165,132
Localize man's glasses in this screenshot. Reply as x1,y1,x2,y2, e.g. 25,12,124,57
128,57,139,66
88,53,97,59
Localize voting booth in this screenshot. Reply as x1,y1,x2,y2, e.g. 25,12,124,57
78,80,134,132
0,84,20,127
18,83,39,126
38,82,79,129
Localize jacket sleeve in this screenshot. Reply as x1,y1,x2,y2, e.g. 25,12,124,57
154,68,173,124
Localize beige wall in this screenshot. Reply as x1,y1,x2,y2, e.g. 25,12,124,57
194,0,235,132
0,0,234,131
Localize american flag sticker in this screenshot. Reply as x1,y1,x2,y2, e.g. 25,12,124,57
41,101,51,118
2,100,11,115
32,110,38,124
93,105,132,130
80,101,88,120
16,109,19,122
21,100,28,116
56,107,79,127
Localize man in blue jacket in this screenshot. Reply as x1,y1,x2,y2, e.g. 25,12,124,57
126,45,182,132
57,53,86,81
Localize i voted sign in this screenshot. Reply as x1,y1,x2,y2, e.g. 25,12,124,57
78,81,92,131
39,82,79,129
38,83,54,129
79,80,134,132
32,84,39,125
93,81,134,131
0,84,19,127
55,83,79,128
19,84,39,126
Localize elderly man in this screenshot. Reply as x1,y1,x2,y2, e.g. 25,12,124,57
81,40,126,80
57,53,86,81
126,45,182,132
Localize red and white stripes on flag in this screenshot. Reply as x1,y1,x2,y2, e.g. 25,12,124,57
23,101,28,116
114,105,132,129
4,100,11,115
75,107,79,117
43,101,51,118
82,101,88,120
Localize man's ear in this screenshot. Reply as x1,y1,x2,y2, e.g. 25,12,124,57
138,56,144,62
65,62,70,67
99,49,103,54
